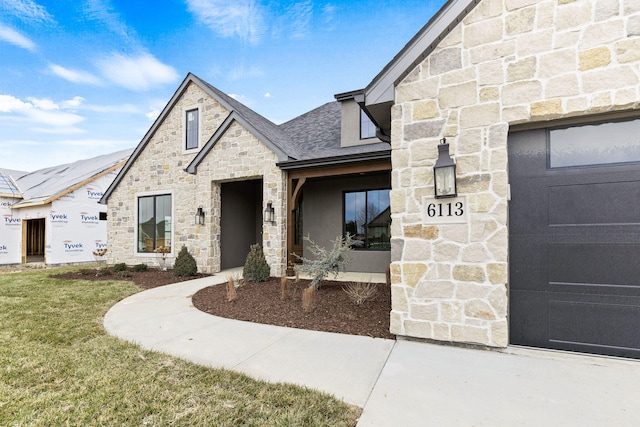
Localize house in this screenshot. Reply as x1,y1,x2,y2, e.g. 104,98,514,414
100,75,392,278
0,149,131,266
357,0,640,359
102,0,640,360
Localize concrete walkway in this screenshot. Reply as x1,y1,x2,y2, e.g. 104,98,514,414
104,271,640,426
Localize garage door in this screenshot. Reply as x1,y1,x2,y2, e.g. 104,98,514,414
509,120,640,359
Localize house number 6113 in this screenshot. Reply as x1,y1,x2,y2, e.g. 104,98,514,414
426,202,464,218
422,196,468,224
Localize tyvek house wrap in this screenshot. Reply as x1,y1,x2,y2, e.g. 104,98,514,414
0,149,132,266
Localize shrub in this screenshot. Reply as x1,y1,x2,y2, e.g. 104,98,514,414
117,270,132,278
342,281,378,305
113,263,128,272
96,268,112,277
131,263,148,272
173,245,198,277
294,234,353,290
78,268,94,276
242,244,270,282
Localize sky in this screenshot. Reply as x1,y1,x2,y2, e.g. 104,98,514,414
1,0,446,172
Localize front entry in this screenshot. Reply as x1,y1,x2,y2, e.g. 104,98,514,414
220,180,263,270
509,120,640,359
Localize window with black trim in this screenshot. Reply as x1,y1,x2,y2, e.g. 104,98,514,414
99,212,107,221
360,109,376,140
138,194,172,253
344,189,390,250
185,108,199,150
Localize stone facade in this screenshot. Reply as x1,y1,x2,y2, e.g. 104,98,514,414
390,0,640,347
107,82,287,276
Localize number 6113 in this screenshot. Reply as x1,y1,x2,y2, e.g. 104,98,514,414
426,202,464,217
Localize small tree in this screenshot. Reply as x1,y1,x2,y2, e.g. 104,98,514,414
243,244,270,282
294,234,353,290
173,245,197,277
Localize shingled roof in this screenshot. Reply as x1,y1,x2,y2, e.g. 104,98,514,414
101,73,390,203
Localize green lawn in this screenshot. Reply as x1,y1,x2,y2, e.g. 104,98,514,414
0,267,360,426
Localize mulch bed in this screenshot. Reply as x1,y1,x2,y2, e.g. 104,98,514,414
192,278,394,339
50,268,394,340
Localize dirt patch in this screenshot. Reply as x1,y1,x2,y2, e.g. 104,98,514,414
51,268,394,340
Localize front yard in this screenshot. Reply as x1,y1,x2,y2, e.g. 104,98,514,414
0,267,360,426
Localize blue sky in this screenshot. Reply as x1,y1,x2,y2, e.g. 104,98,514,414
1,0,445,171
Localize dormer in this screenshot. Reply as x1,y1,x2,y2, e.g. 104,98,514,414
335,90,382,148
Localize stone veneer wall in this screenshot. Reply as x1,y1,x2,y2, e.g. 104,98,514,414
107,82,287,276
390,0,640,347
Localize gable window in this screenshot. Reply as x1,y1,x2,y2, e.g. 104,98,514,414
344,189,391,250
138,194,172,253
360,109,377,140
185,108,199,150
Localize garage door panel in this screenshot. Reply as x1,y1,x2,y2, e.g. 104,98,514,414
509,235,547,292
509,290,549,347
549,299,640,358
549,243,640,291
549,181,640,226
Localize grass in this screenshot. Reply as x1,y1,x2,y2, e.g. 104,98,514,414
0,267,360,426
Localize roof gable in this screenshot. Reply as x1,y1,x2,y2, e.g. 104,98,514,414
101,73,300,203
363,0,480,135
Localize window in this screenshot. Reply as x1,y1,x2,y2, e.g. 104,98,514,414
549,118,640,168
138,194,172,253
344,189,391,250
360,109,377,139
99,212,107,221
185,108,199,150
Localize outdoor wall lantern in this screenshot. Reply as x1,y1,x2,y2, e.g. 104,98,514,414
264,201,275,224
434,137,457,198
195,206,205,225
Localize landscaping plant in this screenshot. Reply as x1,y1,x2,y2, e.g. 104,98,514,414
242,244,270,282
173,245,198,277
342,281,378,305
294,234,354,290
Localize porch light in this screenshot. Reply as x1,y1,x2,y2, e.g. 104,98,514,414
264,201,275,224
434,138,457,198
195,206,205,225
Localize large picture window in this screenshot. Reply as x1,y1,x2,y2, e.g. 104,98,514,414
138,194,172,253
344,189,391,250
185,108,199,150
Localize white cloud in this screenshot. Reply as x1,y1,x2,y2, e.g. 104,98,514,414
49,64,102,85
186,0,265,45
83,0,138,48
96,53,179,91
264,92,271,98
286,1,313,39
0,94,84,127
61,96,85,109
0,25,36,51
146,109,160,120
1,0,54,24
0,94,31,112
27,97,59,111
31,127,86,135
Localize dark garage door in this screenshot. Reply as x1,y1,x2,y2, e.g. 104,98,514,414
509,121,640,359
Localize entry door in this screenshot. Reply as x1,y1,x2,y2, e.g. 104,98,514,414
220,180,263,270
509,124,640,359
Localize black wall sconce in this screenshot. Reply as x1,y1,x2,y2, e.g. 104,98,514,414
264,201,275,224
195,206,205,225
434,138,457,198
